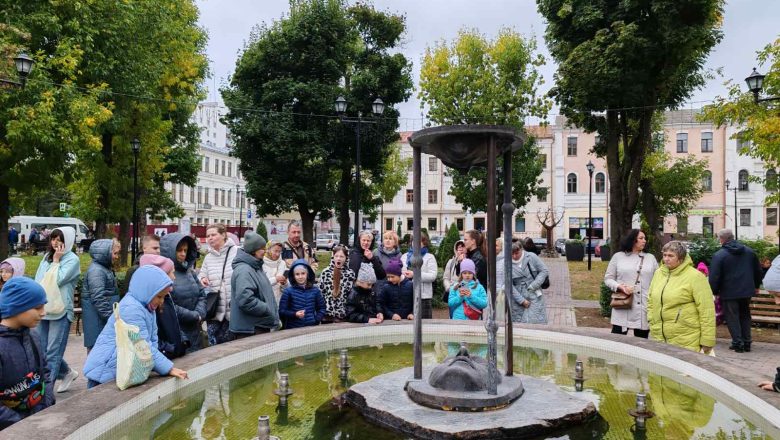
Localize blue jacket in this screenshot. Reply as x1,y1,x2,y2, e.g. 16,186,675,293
448,280,488,320
83,266,174,385
35,227,81,322
279,259,325,329
0,325,54,430
160,233,207,352
708,240,763,300
378,278,414,318
81,239,119,349
229,248,280,333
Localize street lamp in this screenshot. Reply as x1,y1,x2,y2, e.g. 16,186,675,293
236,184,245,241
131,138,141,261
586,160,595,271
335,95,385,247
725,179,739,240
1,53,34,88
745,68,780,104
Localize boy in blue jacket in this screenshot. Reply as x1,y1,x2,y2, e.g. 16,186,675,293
279,259,325,329
378,259,414,320
0,278,54,430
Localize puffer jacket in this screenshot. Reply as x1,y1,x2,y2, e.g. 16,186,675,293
83,266,174,384
708,239,762,300
401,249,438,300
648,254,716,352
35,227,81,322
198,239,237,322
0,325,54,429
161,233,207,353
279,259,325,329
349,237,386,282
345,285,381,324
81,239,119,349
648,374,715,438
378,278,414,318
229,248,280,334
262,255,287,305
317,257,355,320
448,279,488,320
457,248,488,288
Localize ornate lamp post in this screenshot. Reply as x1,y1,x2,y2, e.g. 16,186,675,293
131,138,141,261
586,160,595,271
0,53,34,88
334,96,385,247
745,68,780,104
725,179,738,240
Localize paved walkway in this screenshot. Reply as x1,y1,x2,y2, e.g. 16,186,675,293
543,258,577,327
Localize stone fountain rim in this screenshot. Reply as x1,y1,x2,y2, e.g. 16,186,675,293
5,321,780,439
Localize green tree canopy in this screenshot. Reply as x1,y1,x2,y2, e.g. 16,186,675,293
418,29,550,236
538,0,724,247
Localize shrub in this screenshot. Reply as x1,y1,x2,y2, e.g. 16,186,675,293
432,269,446,309
687,237,720,266
741,239,779,263
437,223,461,265
599,282,612,317
256,222,268,240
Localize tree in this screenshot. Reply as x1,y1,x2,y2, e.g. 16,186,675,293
538,0,724,248
222,0,412,245
0,16,112,259
418,28,550,236
537,207,565,255
701,38,780,203
438,222,462,265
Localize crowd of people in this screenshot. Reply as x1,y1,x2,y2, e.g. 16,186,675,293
4,220,780,430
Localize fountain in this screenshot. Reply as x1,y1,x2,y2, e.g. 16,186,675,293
345,125,597,438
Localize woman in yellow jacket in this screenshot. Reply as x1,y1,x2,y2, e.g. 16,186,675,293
648,241,716,353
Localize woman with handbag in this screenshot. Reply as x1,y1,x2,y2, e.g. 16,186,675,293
447,259,487,321
199,224,237,346
604,229,658,338
33,227,81,393
161,233,207,353
509,242,550,324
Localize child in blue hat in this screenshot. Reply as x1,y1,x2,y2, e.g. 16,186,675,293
0,277,54,429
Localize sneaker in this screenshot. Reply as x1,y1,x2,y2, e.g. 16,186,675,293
57,368,79,393
744,344,751,353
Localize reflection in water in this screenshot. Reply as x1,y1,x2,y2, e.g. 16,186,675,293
115,343,768,440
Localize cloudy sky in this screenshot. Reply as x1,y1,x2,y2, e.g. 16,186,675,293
196,0,779,130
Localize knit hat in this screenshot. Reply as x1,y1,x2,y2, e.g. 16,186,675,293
140,254,175,274
460,258,476,275
385,258,403,277
0,277,47,318
356,263,377,285
243,231,267,254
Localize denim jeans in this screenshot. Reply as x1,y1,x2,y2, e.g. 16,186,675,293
34,316,72,386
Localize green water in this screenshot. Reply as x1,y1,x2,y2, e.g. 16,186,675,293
116,343,769,440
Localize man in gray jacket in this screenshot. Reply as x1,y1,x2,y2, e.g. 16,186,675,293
230,232,280,338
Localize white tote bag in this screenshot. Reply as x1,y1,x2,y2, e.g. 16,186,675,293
114,303,154,390
39,263,65,316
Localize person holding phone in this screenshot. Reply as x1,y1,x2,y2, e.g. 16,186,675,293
281,220,317,270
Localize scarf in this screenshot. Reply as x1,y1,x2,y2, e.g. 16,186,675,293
405,247,428,266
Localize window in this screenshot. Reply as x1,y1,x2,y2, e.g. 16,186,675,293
205,157,210,173
701,132,713,152
429,157,438,172
474,217,485,232
652,132,665,152
515,217,526,233
204,188,209,205
235,191,240,207
676,133,688,153
227,190,232,208
740,208,751,226
179,185,184,202
594,135,601,147
768,208,778,226
567,173,577,193
228,162,232,177
767,169,778,192
567,137,577,156
213,160,218,174
703,217,714,237
538,154,547,168
385,218,393,231
537,187,548,202
456,218,464,231
595,173,606,193
738,169,749,191
428,218,437,231
428,190,438,204
170,184,176,201
407,217,413,231
190,186,195,203
222,160,226,176
702,171,712,192
676,215,688,234
737,132,751,150
197,186,202,204
405,189,413,203
221,189,226,207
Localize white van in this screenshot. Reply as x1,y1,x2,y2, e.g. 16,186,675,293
9,216,90,244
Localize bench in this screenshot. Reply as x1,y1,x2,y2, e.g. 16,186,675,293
750,292,780,325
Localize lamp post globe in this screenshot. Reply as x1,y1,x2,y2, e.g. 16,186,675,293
334,96,348,114
371,98,385,116
13,53,34,79
745,68,765,95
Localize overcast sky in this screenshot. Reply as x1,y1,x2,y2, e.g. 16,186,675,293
196,0,780,130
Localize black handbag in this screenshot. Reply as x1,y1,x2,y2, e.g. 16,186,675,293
526,261,550,290
205,246,232,320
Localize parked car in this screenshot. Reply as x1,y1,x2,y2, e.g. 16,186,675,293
429,235,444,247
532,238,548,253
555,238,566,256
315,233,340,251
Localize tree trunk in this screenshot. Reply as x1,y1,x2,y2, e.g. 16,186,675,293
95,132,113,238
337,167,351,246
299,208,316,246
0,184,9,260
119,217,131,266
640,179,663,259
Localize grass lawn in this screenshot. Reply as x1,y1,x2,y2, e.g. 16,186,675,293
19,253,95,278
568,260,609,301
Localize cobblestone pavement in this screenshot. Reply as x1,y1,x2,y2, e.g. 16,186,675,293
543,258,577,327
